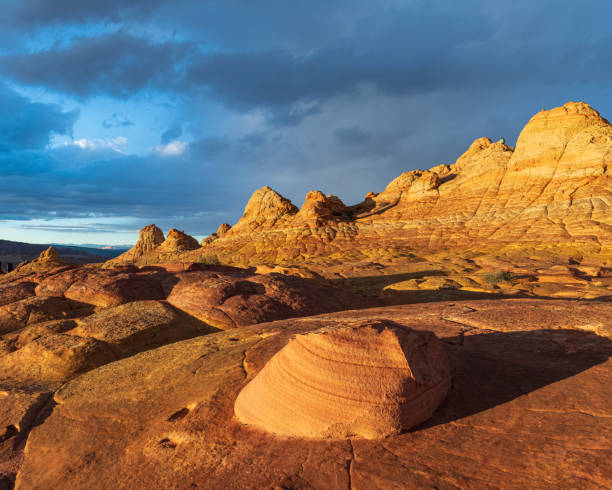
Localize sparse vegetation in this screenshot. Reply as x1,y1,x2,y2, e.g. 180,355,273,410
200,254,220,265
341,210,355,220
484,271,515,285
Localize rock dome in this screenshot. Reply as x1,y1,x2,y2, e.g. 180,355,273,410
234,320,451,439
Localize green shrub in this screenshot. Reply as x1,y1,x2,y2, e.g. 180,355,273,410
200,254,220,265
484,271,514,285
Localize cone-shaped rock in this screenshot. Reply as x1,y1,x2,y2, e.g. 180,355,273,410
231,186,298,233
12,245,68,273
157,228,200,252
234,320,451,439
39,246,60,262
109,224,165,264
216,223,231,236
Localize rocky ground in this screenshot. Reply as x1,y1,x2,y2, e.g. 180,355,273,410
1,248,610,488
5,301,611,489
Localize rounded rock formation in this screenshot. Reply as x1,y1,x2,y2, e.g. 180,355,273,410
216,223,231,236
234,320,451,439
39,246,60,262
158,229,200,252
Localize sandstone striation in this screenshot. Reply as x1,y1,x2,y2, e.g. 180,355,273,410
234,320,451,439
216,223,231,236
107,226,199,265
164,268,372,330
12,301,612,489
110,224,164,263
162,101,612,269
0,261,373,389
157,229,200,253
229,186,299,233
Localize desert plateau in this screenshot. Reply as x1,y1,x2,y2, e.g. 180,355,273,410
1,2,611,489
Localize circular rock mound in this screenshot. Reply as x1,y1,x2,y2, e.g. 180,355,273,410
234,320,451,439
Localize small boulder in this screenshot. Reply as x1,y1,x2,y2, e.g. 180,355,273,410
234,320,451,439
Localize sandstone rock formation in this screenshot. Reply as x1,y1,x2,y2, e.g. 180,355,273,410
173,101,612,268
38,246,60,262
0,261,373,388
67,300,217,357
201,223,233,246
107,226,199,266
12,300,612,489
163,268,372,330
217,223,231,236
157,229,200,253
234,320,451,439
229,186,299,234
110,224,164,263
11,246,67,274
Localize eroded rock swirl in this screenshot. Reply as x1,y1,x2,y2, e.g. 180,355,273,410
234,320,451,439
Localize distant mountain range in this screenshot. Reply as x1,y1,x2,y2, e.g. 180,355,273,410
0,239,128,265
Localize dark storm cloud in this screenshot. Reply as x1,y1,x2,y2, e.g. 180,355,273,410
161,124,182,144
334,127,370,146
0,84,77,152
2,0,164,27
2,0,612,240
3,1,612,118
19,224,132,233
0,31,189,98
102,113,133,129
0,139,246,234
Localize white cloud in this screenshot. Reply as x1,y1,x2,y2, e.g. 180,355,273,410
155,140,188,156
70,136,128,152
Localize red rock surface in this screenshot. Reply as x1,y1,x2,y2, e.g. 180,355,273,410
64,268,167,307
0,261,372,388
12,300,612,489
67,300,218,357
164,268,374,330
235,320,451,439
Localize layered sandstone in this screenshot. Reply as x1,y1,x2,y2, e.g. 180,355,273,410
0,261,373,389
234,320,451,439
12,246,68,274
201,223,232,245
157,229,199,253
107,226,199,265
12,301,612,489
230,186,298,233
217,223,231,236
111,224,164,263
167,101,610,268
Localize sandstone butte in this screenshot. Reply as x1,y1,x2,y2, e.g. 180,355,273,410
1,102,611,489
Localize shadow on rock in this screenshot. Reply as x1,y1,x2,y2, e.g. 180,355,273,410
417,328,612,431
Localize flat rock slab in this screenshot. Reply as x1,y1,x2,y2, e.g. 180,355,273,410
16,300,612,489
67,300,219,357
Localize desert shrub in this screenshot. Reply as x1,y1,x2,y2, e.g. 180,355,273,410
341,210,355,220
200,254,220,265
484,271,514,285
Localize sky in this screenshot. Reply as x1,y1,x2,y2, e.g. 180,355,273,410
1,0,611,245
